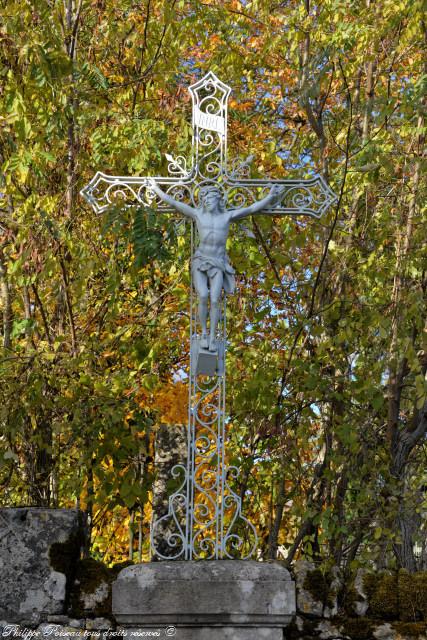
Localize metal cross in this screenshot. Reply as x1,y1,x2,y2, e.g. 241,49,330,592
81,72,337,561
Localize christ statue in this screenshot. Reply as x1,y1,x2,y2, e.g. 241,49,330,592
148,181,284,352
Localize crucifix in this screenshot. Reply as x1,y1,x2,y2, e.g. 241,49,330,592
81,72,337,561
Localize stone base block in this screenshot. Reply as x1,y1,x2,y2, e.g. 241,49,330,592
113,560,295,635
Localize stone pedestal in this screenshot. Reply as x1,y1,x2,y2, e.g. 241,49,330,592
112,560,296,639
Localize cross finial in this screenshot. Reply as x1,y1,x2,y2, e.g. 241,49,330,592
189,71,231,137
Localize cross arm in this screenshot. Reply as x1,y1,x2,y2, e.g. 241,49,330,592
225,175,338,220
229,185,283,221
147,180,197,220
79,171,194,215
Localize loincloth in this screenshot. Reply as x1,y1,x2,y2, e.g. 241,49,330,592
192,250,236,294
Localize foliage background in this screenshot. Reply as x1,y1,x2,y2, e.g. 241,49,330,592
0,0,426,571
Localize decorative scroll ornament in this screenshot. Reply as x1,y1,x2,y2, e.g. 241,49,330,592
80,72,338,561
150,334,258,560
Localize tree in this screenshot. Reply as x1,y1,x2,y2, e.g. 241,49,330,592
0,0,425,569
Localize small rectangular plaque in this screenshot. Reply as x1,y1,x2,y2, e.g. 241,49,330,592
191,337,224,377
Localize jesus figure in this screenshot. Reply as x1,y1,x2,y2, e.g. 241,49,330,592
147,180,284,352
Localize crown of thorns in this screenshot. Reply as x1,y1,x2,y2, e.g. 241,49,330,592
199,185,223,199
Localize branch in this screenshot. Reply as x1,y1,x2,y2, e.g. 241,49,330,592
0,247,12,350
391,400,427,478
32,284,53,347
58,255,77,355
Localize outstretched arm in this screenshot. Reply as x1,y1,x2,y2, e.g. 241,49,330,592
147,180,197,220
229,185,285,221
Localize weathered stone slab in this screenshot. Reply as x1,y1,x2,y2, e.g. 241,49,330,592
113,560,295,634
0,508,86,625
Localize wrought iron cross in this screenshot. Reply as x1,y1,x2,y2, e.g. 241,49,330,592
81,72,337,560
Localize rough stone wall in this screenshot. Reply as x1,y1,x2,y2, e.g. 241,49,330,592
1,509,426,639
0,508,86,626
289,560,427,640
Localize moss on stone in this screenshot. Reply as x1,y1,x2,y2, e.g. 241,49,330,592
110,560,134,578
286,616,318,640
49,517,86,611
303,567,335,609
340,616,376,639
342,582,365,616
49,533,83,576
69,558,135,619
392,621,427,637
69,557,113,618
398,570,427,622
301,618,318,636
363,572,399,620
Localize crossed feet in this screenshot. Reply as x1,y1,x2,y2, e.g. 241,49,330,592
201,334,217,353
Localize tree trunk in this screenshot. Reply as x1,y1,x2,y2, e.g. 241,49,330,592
83,454,95,558
0,247,12,350
387,104,424,568
128,510,135,561
268,470,287,559
26,419,53,507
